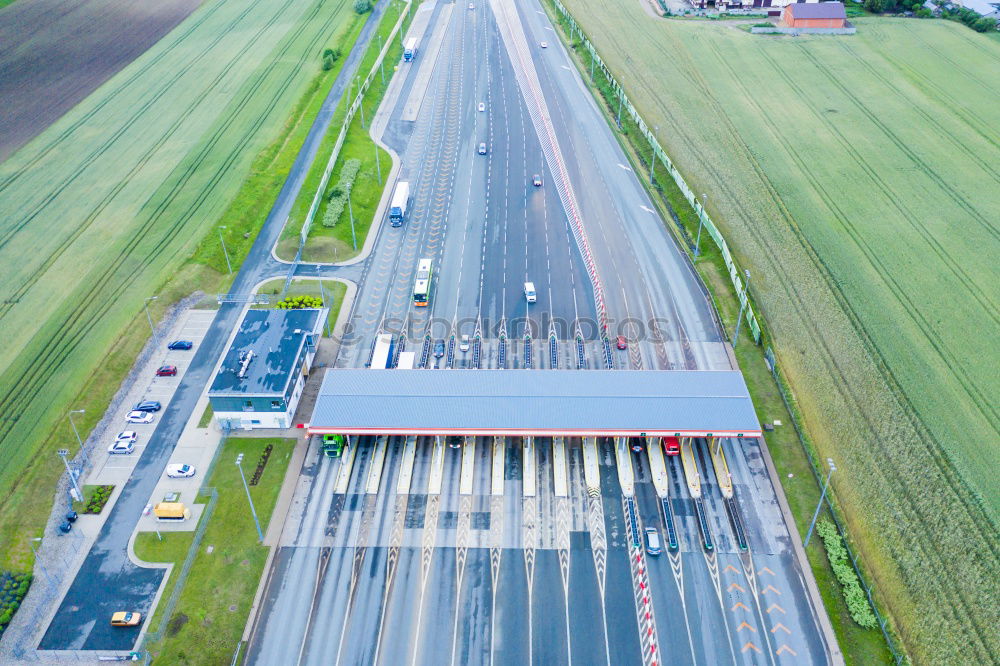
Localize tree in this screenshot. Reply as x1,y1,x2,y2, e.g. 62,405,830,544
353,0,372,14
971,16,997,31
863,0,888,13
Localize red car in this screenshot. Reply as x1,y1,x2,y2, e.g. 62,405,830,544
616,335,627,350
662,436,680,456
155,365,177,377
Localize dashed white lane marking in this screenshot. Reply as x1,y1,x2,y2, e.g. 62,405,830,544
560,65,571,71
617,163,632,172
640,205,655,214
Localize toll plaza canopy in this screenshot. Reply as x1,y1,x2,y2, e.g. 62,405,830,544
308,369,761,438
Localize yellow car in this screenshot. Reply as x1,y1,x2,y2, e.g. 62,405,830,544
110,611,142,627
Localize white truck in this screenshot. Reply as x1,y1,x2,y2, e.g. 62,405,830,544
369,333,394,369
524,281,537,303
389,181,409,227
404,38,418,62
396,351,416,369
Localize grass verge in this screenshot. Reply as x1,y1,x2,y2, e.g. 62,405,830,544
542,1,896,662
134,437,295,664
197,404,214,429
277,1,413,262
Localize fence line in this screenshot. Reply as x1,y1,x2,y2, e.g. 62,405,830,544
300,0,412,245
551,0,761,343
547,1,902,661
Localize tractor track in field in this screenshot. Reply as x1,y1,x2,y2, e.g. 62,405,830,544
0,0,350,453
749,44,1000,429
0,0,350,326
0,0,263,194
796,45,998,243
903,25,1000,95
867,43,1000,153
587,9,999,659
0,0,345,254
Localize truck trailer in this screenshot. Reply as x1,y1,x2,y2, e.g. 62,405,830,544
403,38,418,61
389,181,409,227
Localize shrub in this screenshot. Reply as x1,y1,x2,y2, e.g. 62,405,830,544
816,520,879,629
322,159,362,228
354,0,372,13
971,16,997,31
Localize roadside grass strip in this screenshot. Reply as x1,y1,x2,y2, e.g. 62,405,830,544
134,437,295,664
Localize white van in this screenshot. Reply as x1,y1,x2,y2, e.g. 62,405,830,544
524,282,536,303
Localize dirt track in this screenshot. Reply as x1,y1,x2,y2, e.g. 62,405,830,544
0,0,202,162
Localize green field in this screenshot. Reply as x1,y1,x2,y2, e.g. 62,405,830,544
0,0,358,569
558,5,1000,663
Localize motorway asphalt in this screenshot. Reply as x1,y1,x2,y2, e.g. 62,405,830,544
37,0,391,651
247,0,831,664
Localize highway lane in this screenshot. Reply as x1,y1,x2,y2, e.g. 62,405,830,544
514,0,730,371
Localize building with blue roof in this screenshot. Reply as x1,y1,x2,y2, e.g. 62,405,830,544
209,308,325,429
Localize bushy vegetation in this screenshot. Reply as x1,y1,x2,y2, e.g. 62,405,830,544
275,295,323,309
0,572,31,638
816,521,878,629
81,484,114,514
354,0,372,14
321,158,362,227
554,2,1000,662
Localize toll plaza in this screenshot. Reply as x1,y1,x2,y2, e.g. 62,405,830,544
306,369,760,553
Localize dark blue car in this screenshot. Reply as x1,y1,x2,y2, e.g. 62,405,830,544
434,340,445,358
133,400,161,413
167,340,193,350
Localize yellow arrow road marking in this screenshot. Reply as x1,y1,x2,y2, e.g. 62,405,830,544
758,566,775,576
771,622,791,634
727,582,745,593
736,621,756,633
730,602,750,612
766,603,785,614
776,644,798,656
741,642,761,653
724,564,739,574
761,584,781,595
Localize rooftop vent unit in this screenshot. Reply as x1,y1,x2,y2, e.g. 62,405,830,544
238,350,255,379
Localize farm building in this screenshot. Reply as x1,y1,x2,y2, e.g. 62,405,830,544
781,1,848,27
209,308,325,430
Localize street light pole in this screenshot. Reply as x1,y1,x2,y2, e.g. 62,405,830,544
347,189,357,250
68,409,88,468
143,296,158,337
57,449,82,502
218,226,232,274
318,281,332,338
374,142,382,185
804,458,837,547
235,454,264,542
695,193,707,257
732,269,751,347
29,538,53,585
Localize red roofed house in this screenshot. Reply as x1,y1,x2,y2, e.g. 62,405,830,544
781,1,848,27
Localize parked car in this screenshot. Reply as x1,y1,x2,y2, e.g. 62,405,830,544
110,612,141,627
631,438,643,453
155,365,177,377
532,174,542,187
616,335,627,350
459,334,470,352
165,464,196,478
133,400,161,413
108,440,135,455
434,340,446,358
478,142,487,155
126,410,154,424
540,41,548,48
662,436,680,456
468,2,474,8
644,527,662,556
478,102,485,112
116,431,137,444
167,340,193,350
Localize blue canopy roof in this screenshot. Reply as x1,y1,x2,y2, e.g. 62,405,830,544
309,369,761,437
